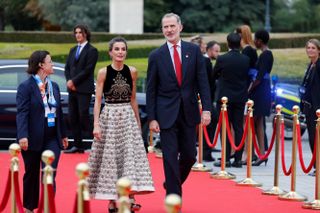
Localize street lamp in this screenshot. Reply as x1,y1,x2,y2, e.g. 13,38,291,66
265,0,271,32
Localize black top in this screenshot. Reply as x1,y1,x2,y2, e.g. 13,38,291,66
256,50,273,81
103,64,132,103
301,63,316,104
242,45,258,69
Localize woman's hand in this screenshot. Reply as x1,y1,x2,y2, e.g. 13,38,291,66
62,137,68,149
93,124,102,141
19,138,28,151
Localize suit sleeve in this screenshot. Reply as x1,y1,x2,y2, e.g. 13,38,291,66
72,47,98,86
16,83,30,140
146,51,158,122
64,48,73,81
212,56,222,80
55,84,67,138
196,48,212,112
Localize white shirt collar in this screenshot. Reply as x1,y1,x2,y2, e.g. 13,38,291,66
166,40,182,49
78,41,88,48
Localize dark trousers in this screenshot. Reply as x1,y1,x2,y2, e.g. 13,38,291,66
305,106,317,168
21,138,61,211
160,108,197,196
218,102,245,162
68,92,92,148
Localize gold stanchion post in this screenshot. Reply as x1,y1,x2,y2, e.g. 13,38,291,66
148,130,154,153
279,105,307,201
192,100,211,172
165,194,182,213
116,177,131,213
211,97,236,179
9,143,21,213
237,100,262,187
263,104,286,195
76,163,90,213
302,109,320,209
41,150,55,213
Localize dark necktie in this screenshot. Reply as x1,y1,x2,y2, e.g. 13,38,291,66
75,45,81,60
173,44,182,86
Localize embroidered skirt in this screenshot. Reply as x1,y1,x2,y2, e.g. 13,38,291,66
88,103,155,200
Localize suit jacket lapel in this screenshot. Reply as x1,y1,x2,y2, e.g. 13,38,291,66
181,41,189,84
160,44,177,81
30,77,44,107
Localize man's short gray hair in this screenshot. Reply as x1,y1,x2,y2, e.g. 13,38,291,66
162,13,182,25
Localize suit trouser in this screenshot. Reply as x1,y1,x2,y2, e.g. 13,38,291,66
68,92,92,148
160,108,197,196
218,102,245,162
21,138,61,210
305,105,317,168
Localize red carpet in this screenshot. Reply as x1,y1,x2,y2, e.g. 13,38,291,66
0,152,312,212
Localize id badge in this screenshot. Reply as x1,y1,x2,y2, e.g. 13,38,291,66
47,113,55,127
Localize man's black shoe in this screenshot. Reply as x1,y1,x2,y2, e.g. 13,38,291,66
231,161,243,168
308,170,316,177
203,155,215,162
212,148,221,153
163,182,166,190
64,146,85,154
213,160,231,168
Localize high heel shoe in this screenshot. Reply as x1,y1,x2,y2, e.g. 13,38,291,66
130,197,141,212
252,158,268,166
108,200,118,213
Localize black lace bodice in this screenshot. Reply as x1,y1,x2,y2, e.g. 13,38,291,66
103,65,132,103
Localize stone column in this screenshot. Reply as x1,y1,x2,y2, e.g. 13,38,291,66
109,0,144,34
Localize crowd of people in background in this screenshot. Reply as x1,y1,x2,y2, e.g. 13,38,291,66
14,12,320,213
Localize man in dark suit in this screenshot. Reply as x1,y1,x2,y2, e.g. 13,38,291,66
64,24,98,153
146,13,212,197
212,33,250,168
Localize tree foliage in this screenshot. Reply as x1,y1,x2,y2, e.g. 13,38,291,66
144,0,266,32
0,0,42,31
38,0,108,31
272,0,320,32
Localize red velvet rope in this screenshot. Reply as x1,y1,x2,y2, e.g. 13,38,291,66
37,185,44,213
0,171,11,212
252,117,276,160
280,122,292,176
83,200,91,213
203,110,222,148
13,171,24,213
297,124,317,173
225,111,248,151
47,184,56,213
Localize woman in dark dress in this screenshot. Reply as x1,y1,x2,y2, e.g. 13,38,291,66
236,25,258,85
249,29,274,166
87,37,154,212
236,25,258,164
300,39,320,176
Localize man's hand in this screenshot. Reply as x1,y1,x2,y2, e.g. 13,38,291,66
149,120,160,133
62,137,68,149
93,124,102,141
19,138,28,151
67,80,76,91
201,111,211,126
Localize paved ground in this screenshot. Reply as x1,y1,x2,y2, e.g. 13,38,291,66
201,120,316,202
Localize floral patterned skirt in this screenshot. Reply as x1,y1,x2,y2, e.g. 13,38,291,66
88,103,155,200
